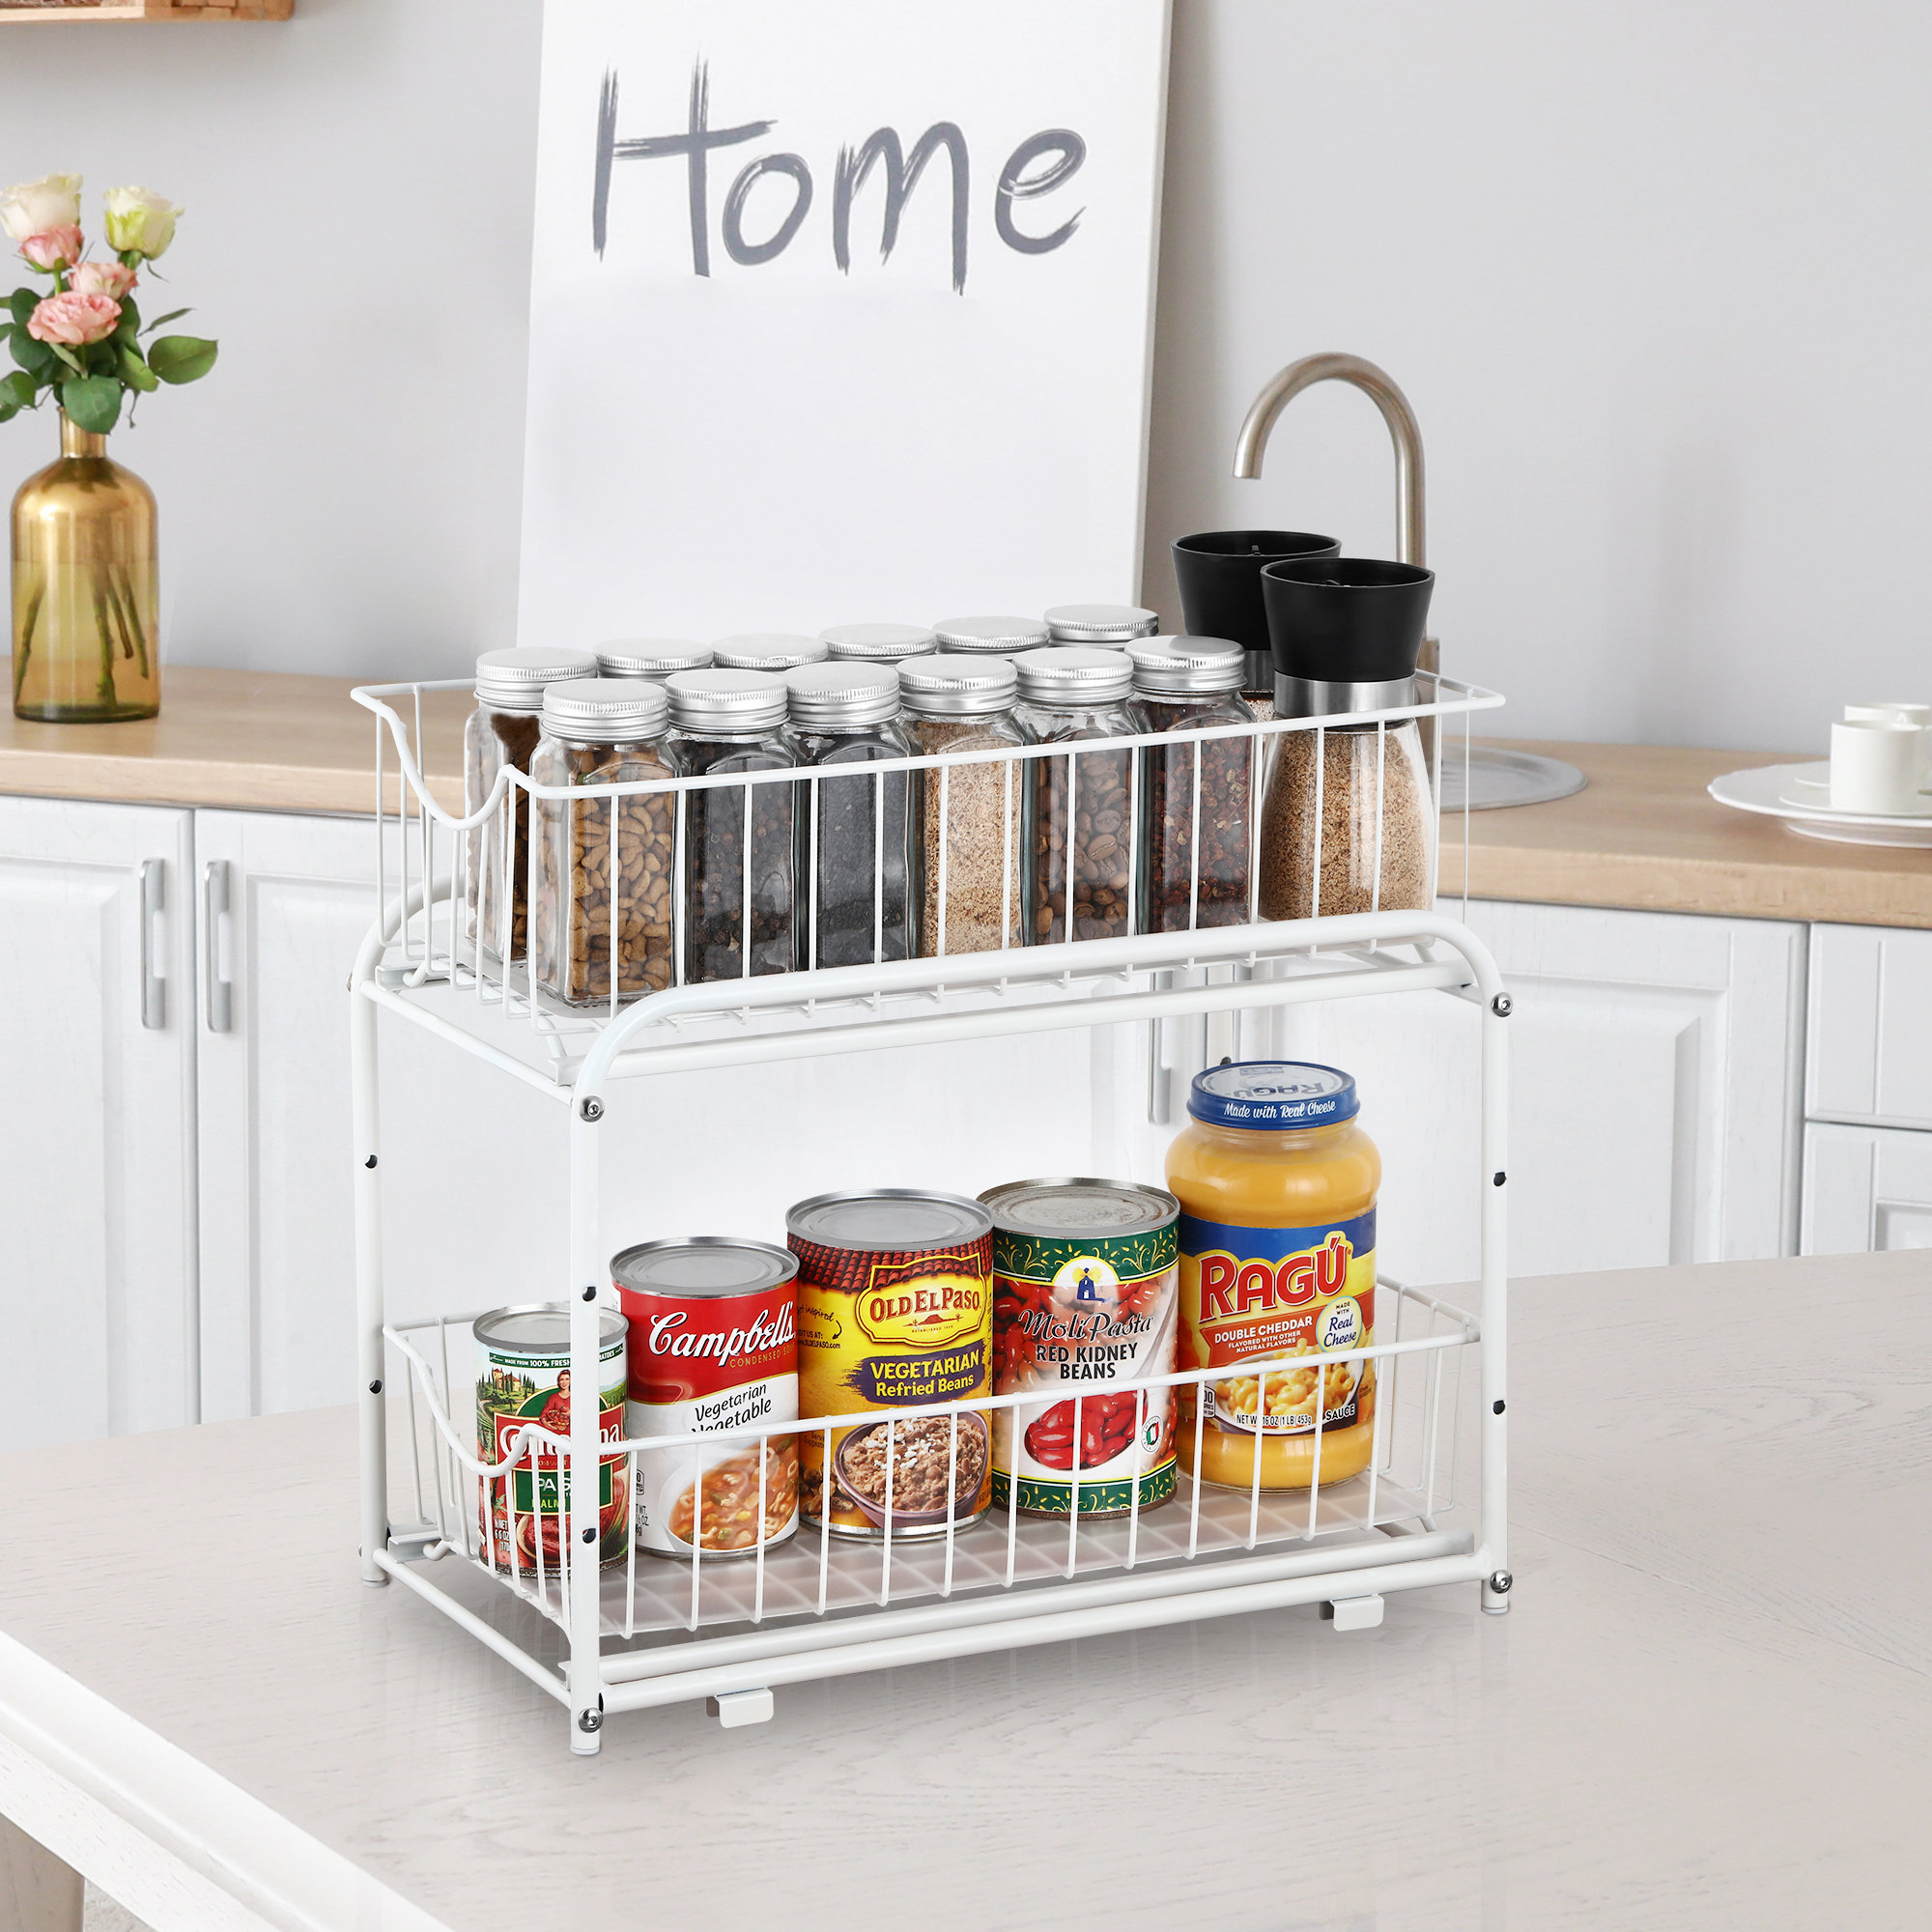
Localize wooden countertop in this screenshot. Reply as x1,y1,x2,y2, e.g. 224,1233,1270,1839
3,666,1927,926
0,1249,1924,1932
1440,736,1932,928
0,662,467,817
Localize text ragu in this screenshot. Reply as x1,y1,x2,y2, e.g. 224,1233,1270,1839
592,64,1088,293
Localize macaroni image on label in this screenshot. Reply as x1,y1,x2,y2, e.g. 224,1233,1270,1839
1179,1209,1376,1439
788,1189,994,1541
981,1178,1180,1519
612,1238,801,1560
473,1304,630,1574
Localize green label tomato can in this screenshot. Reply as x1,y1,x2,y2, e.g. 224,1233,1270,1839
980,1178,1180,1519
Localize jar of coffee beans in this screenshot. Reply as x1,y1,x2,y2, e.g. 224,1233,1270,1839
464,646,598,963
595,638,712,682
529,678,679,1009
899,654,1032,956
784,662,918,968
665,668,802,982
1127,636,1256,933
1011,647,1146,946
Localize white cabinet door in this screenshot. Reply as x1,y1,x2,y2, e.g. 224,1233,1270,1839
1806,923,1932,1130
1230,901,1806,1286
0,795,197,1446
1801,1122,1932,1254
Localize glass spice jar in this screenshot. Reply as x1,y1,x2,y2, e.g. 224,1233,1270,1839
1011,647,1146,945
464,646,599,962
820,622,938,666
1127,636,1257,933
595,638,712,682
930,614,1051,658
529,678,679,1009
898,653,1032,956
1042,603,1160,647
712,633,829,672
784,662,918,968
665,668,802,982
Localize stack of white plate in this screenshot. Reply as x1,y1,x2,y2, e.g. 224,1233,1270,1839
1708,762,1932,848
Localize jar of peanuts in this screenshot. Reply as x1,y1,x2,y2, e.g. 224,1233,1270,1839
1011,647,1146,945
529,678,679,1009
1126,635,1257,933
464,646,599,964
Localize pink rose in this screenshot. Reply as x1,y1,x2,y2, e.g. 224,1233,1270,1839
70,259,136,299
27,290,123,348
18,224,84,272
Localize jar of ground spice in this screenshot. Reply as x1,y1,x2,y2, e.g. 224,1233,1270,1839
784,662,918,968
464,646,599,962
1126,636,1256,932
1012,647,1146,945
898,653,1032,956
594,638,712,682
665,668,802,981
529,678,679,1009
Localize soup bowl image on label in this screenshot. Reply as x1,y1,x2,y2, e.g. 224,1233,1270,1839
613,1237,801,1559
981,1177,1180,1519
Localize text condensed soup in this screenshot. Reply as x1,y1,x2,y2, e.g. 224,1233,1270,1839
1165,1062,1380,1491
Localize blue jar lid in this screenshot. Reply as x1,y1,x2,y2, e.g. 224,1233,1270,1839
1187,1061,1358,1129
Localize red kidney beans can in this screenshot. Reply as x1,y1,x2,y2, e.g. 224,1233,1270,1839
612,1237,801,1560
980,1178,1180,1519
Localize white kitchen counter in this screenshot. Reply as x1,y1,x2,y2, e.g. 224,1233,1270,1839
1,1248,1926,1931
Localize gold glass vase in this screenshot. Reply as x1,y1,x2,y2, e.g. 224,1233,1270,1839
12,413,159,724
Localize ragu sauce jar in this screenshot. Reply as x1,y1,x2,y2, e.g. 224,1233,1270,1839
612,1238,801,1560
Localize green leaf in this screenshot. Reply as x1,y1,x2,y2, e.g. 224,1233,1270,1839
8,288,37,329
10,329,54,379
147,333,217,385
61,374,123,437
49,342,85,380
119,345,158,394
141,306,190,334
114,297,141,344
0,370,38,411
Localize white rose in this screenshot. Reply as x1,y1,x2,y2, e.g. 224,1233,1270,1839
0,174,84,244
102,185,182,261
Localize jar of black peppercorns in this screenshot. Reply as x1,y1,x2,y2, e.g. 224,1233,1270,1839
1126,635,1256,933
1011,647,1146,946
664,668,802,982
784,662,918,969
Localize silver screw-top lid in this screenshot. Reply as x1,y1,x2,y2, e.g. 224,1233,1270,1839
665,667,790,734
931,614,1053,655
539,676,670,744
712,632,830,671
784,661,902,729
595,637,713,680
473,646,600,711
1127,634,1247,696
820,622,939,664
1044,603,1160,644
1013,645,1135,705
898,652,1021,719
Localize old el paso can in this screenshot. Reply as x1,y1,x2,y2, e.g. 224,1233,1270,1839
788,1189,994,1541
612,1238,801,1560
982,1178,1180,1519
473,1303,630,1574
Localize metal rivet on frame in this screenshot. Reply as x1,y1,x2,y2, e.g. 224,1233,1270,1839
1491,992,1513,1017
1492,1171,1506,1187
368,1379,383,1395
579,1095,605,1122
1490,1570,1513,1594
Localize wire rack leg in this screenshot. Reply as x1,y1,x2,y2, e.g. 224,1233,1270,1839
568,1093,610,1751
352,980,388,1588
1479,985,1512,1614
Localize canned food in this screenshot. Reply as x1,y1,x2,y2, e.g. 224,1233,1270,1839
612,1237,801,1559
473,1304,630,1573
981,1178,1180,1518
788,1188,995,1539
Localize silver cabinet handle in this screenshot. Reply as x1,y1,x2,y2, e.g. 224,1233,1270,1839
139,858,166,1030
203,859,233,1033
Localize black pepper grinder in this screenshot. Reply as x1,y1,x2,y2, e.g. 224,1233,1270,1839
1171,530,1340,714
1260,556,1435,717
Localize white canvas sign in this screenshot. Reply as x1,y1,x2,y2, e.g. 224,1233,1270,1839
519,0,1172,646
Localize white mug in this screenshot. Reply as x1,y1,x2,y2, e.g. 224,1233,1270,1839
1845,702,1932,784
1832,717,1926,813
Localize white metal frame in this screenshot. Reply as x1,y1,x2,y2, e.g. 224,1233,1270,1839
349,676,1513,1754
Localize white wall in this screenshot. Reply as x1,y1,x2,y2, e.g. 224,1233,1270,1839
4,0,1929,753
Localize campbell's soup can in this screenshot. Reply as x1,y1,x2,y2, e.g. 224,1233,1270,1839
612,1238,801,1559
788,1189,994,1541
981,1179,1180,1519
473,1304,630,1574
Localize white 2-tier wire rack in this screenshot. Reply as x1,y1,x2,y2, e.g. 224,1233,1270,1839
350,670,1514,1754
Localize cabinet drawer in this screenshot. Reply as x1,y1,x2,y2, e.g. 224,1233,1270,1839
1801,1121,1932,1255
1806,924,1932,1129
